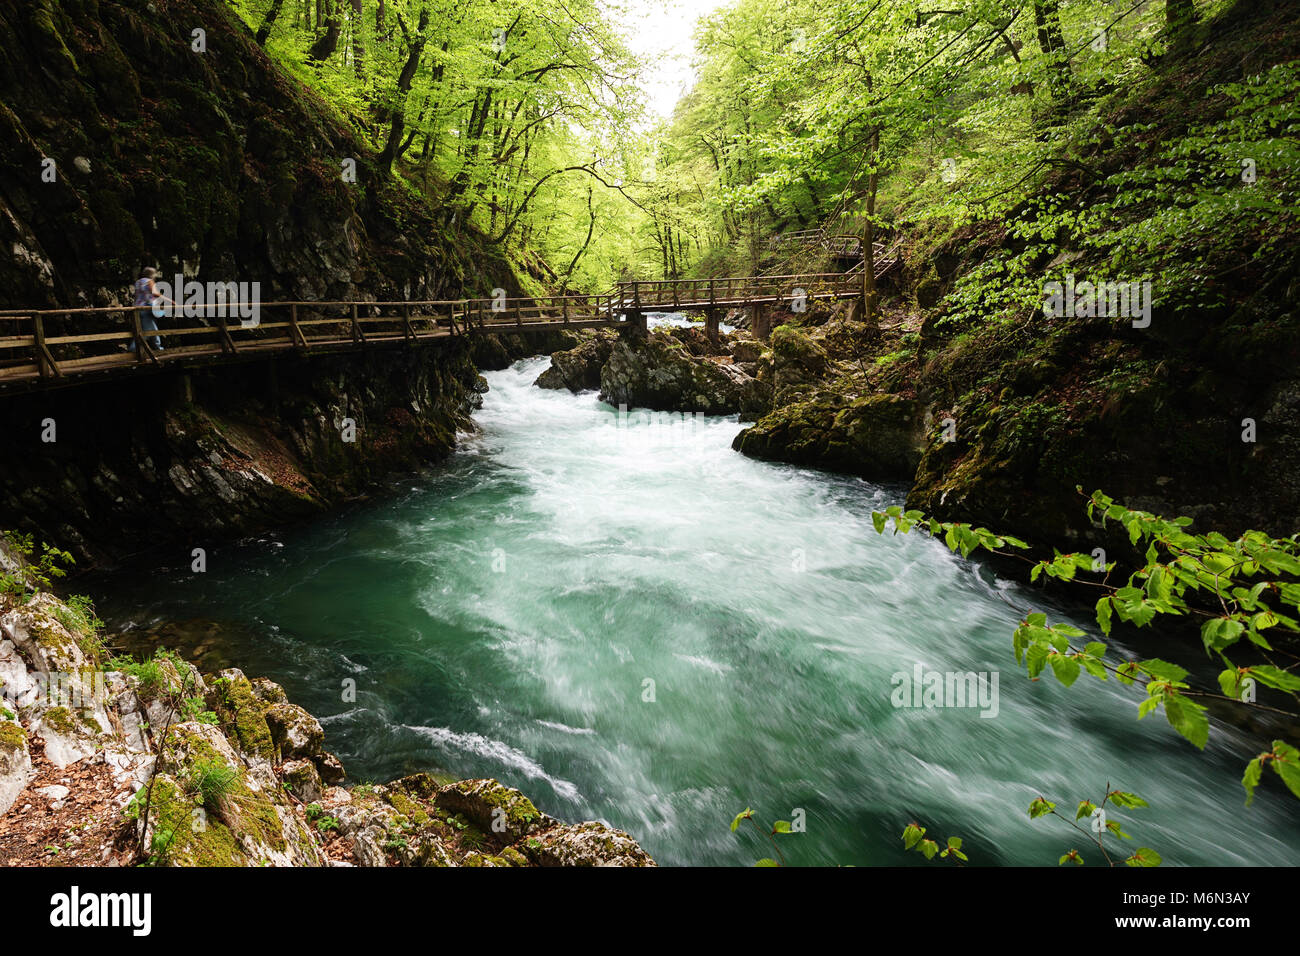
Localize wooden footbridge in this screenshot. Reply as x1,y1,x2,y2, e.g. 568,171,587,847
0,258,892,393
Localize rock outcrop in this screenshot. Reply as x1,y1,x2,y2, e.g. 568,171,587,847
535,332,617,392
598,330,754,415
733,393,926,480
0,343,484,566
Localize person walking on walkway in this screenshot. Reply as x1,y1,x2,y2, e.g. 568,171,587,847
128,267,166,352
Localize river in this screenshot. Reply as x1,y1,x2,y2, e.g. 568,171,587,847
95,346,1300,866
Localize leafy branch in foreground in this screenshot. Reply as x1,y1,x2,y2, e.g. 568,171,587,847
730,808,794,867
1029,786,1160,868
872,490,1300,804
901,822,967,863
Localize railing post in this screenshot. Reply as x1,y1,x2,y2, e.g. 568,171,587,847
351,303,364,344
289,303,305,349
216,312,236,354
131,308,151,363
32,314,61,378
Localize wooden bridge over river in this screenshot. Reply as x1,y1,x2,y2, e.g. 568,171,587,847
0,252,896,394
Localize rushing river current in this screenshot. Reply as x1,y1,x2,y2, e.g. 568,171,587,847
96,341,1300,866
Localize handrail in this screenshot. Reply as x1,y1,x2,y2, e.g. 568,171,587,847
0,256,899,390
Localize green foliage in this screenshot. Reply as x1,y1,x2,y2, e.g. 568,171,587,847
873,489,1300,804
902,822,967,863
236,0,648,290
109,647,188,701
729,807,794,866
0,531,74,604
187,759,240,812
1024,786,1160,868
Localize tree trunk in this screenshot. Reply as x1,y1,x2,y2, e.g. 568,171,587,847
349,0,365,76
1167,0,1197,53
860,126,879,329
308,0,343,62
255,0,287,45
377,6,430,178
1032,0,1071,117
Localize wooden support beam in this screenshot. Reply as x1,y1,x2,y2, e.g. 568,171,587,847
351,304,366,344
31,315,62,378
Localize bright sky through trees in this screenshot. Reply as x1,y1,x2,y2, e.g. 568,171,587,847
613,0,731,120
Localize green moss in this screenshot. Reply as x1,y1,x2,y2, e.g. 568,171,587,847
210,675,275,761
0,721,26,753
43,706,76,734
384,790,431,827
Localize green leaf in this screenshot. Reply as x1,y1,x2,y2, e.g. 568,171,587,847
902,823,925,849
1108,791,1149,810
1273,741,1300,800
1242,756,1264,806
872,512,886,535
1028,797,1055,819
1050,654,1081,687
1249,665,1300,692
754,858,779,867
1139,659,1188,683
730,808,752,833
1125,847,1161,867
1164,695,1210,750
772,820,792,834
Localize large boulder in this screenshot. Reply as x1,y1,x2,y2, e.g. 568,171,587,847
535,333,615,392
600,332,746,414
734,393,926,480
769,325,830,407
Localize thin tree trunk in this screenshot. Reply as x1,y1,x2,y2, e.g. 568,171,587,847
308,0,343,62
255,0,287,45
377,6,430,178
1032,0,1071,117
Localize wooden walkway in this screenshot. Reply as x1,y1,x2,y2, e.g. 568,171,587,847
0,265,883,393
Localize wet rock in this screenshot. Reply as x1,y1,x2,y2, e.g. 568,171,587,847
535,332,615,392
600,332,744,414
734,393,926,479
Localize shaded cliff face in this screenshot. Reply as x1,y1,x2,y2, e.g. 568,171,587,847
0,344,484,565
0,0,518,309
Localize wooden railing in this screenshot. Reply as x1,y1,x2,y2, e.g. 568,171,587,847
0,253,901,390
609,271,861,311
0,292,624,388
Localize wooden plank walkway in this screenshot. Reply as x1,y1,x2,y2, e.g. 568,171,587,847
0,264,890,393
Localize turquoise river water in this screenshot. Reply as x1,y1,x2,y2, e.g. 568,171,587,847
96,350,1300,866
